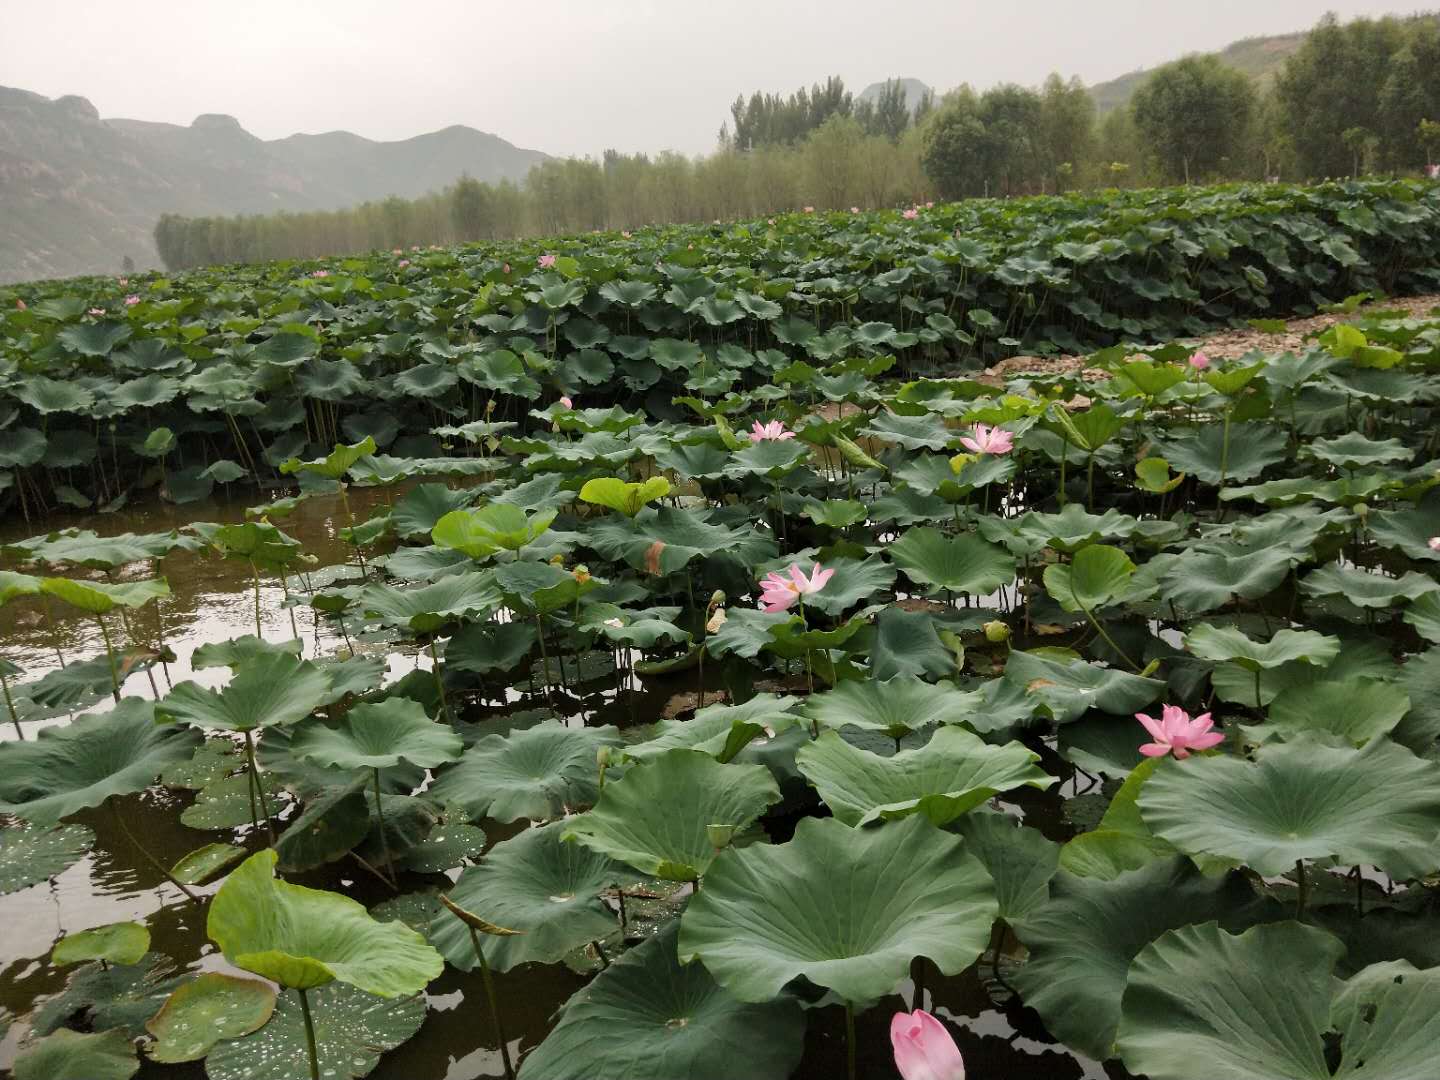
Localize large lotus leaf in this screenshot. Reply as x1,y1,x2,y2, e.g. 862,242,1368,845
429,720,621,823
987,503,1141,556
389,483,475,539
181,772,279,830
577,603,689,648
724,438,811,478
57,320,133,357
1011,857,1263,1063
195,521,303,569
39,576,169,615
1183,624,1340,671
0,699,199,826
1156,422,1288,484
279,436,378,480
13,1028,137,1080
1300,564,1439,609
145,973,276,1063
432,504,557,557
889,527,1016,595
1116,921,1440,1080
208,849,443,994
425,819,628,971
109,374,181,409
171,842,247,885
954,812,1060,923
273,778,372,873
291,698,463,771
0,568,42,604
1158,547,1294,612
1003,649,1165,723
13,527,197,568
1303,431,1413,469
1367,496,1440,561
157,650,330,732
1405,591,1440,643
579,476,671,517
798,555,896,616
0,823,94,893
586,505,776,575
861,411,954,451
13,375,97,415
31,953,185,1037
795,727,1053,827
189,635,303,671
397,821,486,873
204,982,426,1080
625,694,802,764
705,608,790,660
53,922,149,967
867,607,958,681
517,922,805,1080
679,815,996,1003
564,749,781,880
1256,677,1411,746
358,572,501,632
1139,734,1440,879
444,619,537,675
1043,544,1145,613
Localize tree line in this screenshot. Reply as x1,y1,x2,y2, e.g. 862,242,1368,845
154,12,1440,271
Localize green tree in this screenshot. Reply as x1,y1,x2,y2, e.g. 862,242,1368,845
1131,55,1256,184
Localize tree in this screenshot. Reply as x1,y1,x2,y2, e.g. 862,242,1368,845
1038,75,1097,191
1131,55,1256,184
450,175,494,241
920,89,988,200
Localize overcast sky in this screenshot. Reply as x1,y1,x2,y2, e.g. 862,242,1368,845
0,1,1415,156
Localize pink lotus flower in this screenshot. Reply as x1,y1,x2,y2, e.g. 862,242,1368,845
411,245,421,251
621,231,632,238
851,206,861,213
903,208,919,219
87,307,105,316
767,218,775,225
392,248,403,255
748,420,795,442
803,206,814,213
1189,350,1211,370
538,254,557,269
1136,705,1224,760
924,201,934,209
959,423,1014,455
559,396,573,409
117,277,129,286
15,299,26,310
502,262,511,274
398,259,410,268
124,294,141,306
759,563,834,613
1429,536,1440,552
891,1010,965,1080
311,269,329,278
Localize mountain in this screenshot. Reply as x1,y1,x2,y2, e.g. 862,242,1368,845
1088,31,1309,114
0,86,548,283
857,78,934,111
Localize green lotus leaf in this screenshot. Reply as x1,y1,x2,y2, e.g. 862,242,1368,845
1300,564,1439,609
1043,544,1143,613
31,953,184,1037
795,727,1053,827
291,698,463,772
861,411,954,451
1155,422,1288,484
0,823,95,894
398,822,487,873
889,527,1016,595
563,749,781,880
724,438,811,478
57,319,132,357
626,694,802,763
443,619,537,674
517,922,805,1080
273,778,372,873
13,1028,137,1080
980,503,1137,555
0,569,42,605
954,812,1060,922
1184,624,1341,671
1003,649,1165,723
388,483,475,539
1012,857,1264,1062
1117,921,1440,1080
424,819,628,972
39,576,169,615
1403,591,1440,643
1157,547,1294,612
204,982,426,1080
0,699,200,826
208,849,443,994
1255,676,1411,746
679,815,996,1003
429,720,621,823
801,499,868,528
579,476,672,517
1048,402,1125,452
586,506,776,575
13,375,97,415
432,504,557,557
53,922,149,967
1367,495,1440,561
279,436,378,480
181,772,280,830
1058,759,1177,880
170,842,247,885
194,521,304,569
357,571,502,632
190,634,303,671
157,650,330,732
1139,734,1440,879
867,607,959,680
799,555,896,616
1302,431,1413,469
145,973,276,1063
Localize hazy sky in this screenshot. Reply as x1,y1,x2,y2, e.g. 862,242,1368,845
1,1,1415,156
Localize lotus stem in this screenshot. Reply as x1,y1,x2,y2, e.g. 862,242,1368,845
1,662,23,739
244,731,276,845
249,561,263,640
1254,669,1263,712
1295,859,1309,920
467,925,514,1079
296,988,321,1080
108,798,201,903
1070,586,1141,673
373,766,397,889
95,615,121,701
911,956,926,1011
845,1001,857,1080
591,939,610,968
428,638,451,724
534,614,555,707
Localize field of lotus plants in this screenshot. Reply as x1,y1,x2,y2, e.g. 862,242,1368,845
2,178,1440,1080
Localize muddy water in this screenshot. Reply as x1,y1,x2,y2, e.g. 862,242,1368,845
0,489,1120,1079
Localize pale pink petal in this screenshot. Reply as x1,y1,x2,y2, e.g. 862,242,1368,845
959,436,981,453
809,565,835,590
1135,712,1166,742
1138,742,1171,757
1188,730,1225,752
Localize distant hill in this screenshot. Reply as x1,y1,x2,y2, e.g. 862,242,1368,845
857,78,934,112
0,87,548,283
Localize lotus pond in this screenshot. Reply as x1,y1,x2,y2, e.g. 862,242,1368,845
4,186,1440,1080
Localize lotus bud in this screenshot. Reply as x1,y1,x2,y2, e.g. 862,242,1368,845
1353,502,1369,519
572,565,591,584
706,608,728,634
983,620,1011,643
603,617,623,629
549,555,565,568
